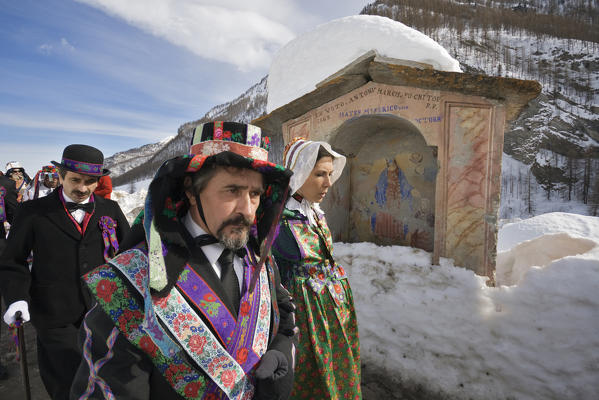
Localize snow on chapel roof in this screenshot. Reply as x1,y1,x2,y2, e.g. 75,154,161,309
266,15,462,113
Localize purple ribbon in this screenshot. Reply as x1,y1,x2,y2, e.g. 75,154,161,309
99,216,119,262
8,319,22,361
176,261,262,374
62,157,103,176
0,187,6,223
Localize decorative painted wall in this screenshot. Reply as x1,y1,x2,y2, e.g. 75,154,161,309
323,116,437,252
254,55,540,278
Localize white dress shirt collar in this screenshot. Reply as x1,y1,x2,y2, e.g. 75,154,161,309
182,212,222,267
182,212,243,288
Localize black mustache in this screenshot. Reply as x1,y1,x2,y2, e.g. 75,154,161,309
217,214,252,233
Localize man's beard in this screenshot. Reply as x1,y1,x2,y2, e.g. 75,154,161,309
216,214,252,250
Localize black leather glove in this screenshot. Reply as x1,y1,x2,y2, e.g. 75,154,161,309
254,350,292,400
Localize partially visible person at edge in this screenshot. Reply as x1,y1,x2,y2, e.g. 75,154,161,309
0,144,130,400
272,137,361,400
5,161,31,202
94,175,112,199
0,171,18,380
70,122,297,400
26,164,60,201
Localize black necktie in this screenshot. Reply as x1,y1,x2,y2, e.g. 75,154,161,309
218,249,240,316
65,201,94,213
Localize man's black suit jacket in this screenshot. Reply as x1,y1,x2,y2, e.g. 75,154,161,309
0,175,18,242
0,188,130,329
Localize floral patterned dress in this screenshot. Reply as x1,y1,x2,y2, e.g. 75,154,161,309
272,208,361,400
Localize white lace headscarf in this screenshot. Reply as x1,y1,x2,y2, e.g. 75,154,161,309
283,138,346,225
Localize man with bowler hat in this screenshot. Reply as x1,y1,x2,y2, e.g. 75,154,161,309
0,144,130,399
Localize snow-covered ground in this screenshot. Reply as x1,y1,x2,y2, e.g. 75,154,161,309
112,178,151,222
112,182,599,399
336,212,599,400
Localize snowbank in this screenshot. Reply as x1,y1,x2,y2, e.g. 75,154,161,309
112,189,146,223
498,212,599,252
338,239,599,399
112,178,151,223
496,232,597,286
266,15,462,113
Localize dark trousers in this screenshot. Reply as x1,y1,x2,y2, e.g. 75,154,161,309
36,324,82,400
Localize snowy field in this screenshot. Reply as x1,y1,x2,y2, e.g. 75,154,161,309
113,179,151,222
112,182,599,399
338,212,599,400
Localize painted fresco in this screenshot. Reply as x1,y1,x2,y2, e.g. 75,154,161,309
349,128,437,251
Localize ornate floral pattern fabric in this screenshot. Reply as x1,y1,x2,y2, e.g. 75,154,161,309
84,262,208,399
84,247,273,400
272,210,361,400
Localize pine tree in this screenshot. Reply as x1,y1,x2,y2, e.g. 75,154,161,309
532,160,568,200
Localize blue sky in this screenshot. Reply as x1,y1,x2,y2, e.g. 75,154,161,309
0,0,369,174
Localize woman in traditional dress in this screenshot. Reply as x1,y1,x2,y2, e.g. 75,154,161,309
272,137,361,400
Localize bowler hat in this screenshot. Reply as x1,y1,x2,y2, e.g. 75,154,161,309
52,144,110,176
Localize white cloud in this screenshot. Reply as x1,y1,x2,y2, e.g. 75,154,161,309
37,38,76,55
38,43,53,54
75,0,299,70
0,110,171,140
61,37,76,51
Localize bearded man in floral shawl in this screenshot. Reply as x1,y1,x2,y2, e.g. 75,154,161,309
71,122,297,400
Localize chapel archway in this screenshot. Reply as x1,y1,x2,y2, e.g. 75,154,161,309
322,114,437,251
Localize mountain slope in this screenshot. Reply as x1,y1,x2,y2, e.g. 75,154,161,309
104,136,174,178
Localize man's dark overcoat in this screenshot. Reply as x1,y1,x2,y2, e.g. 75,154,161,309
0,175,18,245
0,188,130,328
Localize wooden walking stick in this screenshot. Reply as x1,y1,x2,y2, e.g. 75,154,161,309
14,311,31,400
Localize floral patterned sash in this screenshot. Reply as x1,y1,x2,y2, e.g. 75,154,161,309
84,260,207,399
106,248,271,399
175,257,269,369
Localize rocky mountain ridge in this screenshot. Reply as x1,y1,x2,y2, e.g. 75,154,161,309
104,135,174,178
109,77,267,187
